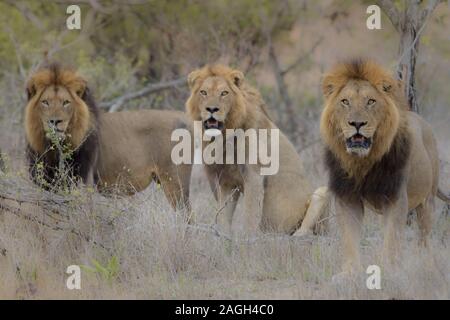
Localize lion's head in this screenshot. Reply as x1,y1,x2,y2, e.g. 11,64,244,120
25,64,96,154
186,64,270,133
320,59,408,177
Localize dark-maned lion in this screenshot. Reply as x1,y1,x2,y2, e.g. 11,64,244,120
24,64,192,215
25,64,100,187
319,59,450,278
96,109,193,213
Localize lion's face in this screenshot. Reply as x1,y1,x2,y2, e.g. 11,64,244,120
25,65,93,154
194,76,237,131
186,65,247,133
320,60,405,178
38,85,76,138
331,80,388,157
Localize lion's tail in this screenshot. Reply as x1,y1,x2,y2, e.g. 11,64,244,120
437,188,450,204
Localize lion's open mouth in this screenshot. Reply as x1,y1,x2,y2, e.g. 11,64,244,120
346,133,372,149
204,118,224,130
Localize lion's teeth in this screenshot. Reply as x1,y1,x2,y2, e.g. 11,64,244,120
204,129,222,137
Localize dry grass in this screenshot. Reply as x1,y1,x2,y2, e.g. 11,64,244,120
0,165,449,300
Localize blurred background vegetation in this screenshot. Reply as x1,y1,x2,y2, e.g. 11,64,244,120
0,0,449,180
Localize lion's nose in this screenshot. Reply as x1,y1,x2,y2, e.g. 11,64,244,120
348,121,367,131
206,107,219,114
49,119,63,126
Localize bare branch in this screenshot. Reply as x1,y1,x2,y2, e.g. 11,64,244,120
281,37,323,76
99,77,187,112
268,37,293,113
0,171,135,252
4,26,27,80
188,223,325,245
395,14,431,69
419,0,444,26
4,0,45,31
376,0,401,30
0,199,108,250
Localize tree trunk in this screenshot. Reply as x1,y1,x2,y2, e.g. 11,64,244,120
377,0,444,113
397,2,421,113
0,149,4,172
268,43,295,135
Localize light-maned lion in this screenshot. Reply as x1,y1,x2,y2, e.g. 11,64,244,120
318,59,450,277
186,64,327,236
24,64,192,215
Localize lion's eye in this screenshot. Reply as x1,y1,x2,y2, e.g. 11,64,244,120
341,99,349,106
41,100,49,107
63,100,70,107
200,90,207,96
221,91,229,97
367,98,376,106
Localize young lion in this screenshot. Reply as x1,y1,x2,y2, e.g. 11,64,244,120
186,64,327,236
319,59,450,277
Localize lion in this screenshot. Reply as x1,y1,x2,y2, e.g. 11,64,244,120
25,63,100,187
185,64,327,236
316,59,450,277
96,109,193,214
24,64,192,216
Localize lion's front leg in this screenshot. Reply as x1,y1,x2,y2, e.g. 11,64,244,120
335,197,364,275
215,184,240,237
382,187,408,267
240,164,264,237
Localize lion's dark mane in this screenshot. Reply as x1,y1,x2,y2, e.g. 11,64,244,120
27,80,100,188
325,129,411,209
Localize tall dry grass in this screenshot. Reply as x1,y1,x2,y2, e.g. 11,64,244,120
0,165,448,299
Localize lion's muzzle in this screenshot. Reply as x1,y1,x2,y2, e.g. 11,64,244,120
204,117,224,130
346,133,372,156
203,106,224,130
48,119,64,132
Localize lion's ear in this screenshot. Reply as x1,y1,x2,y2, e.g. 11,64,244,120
380,80,393,93
187,70,201,90
26,79,37,101
229,70,244,88
322,75,335,98
396,79,405,92
72,78,87,98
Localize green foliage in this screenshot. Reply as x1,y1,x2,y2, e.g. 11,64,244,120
33,127,75,192
81,256,120,284
0,0,302,104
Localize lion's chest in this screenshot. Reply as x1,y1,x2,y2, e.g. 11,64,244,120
204,163,245,191
325,130,411,210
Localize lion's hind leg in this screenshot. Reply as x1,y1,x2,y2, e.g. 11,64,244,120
416,196,433,247
295,186,330,236
158,166,193,223
382,188,408,267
